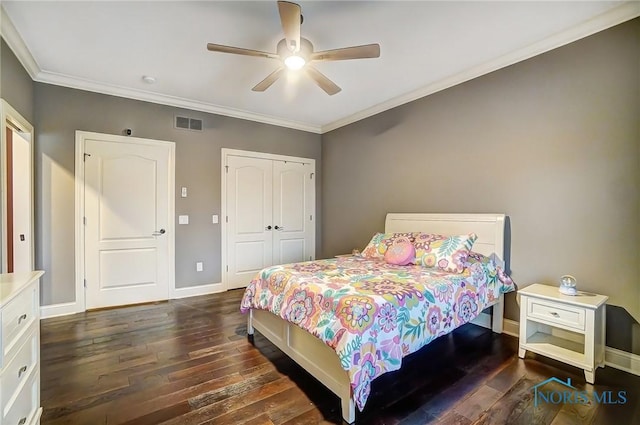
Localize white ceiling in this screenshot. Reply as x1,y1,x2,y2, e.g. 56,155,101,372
2,1,638,133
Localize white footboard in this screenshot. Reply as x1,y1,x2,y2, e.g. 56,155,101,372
248,294,503,423
248,309,355,424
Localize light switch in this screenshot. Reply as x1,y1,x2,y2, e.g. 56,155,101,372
181,187,187,198
178,215,189,225
196,262,203,272
212,215,219,224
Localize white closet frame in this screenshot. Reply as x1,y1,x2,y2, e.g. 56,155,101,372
0,99,35,273
220,148,316,291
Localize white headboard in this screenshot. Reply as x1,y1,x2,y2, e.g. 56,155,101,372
385,213,506,259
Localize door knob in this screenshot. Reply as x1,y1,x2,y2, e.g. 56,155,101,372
152,229,166,236
274,225,284,231
265,225,272,230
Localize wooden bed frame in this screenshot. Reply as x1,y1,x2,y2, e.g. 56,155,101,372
247,213,507,423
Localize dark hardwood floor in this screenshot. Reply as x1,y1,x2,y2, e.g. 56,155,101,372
40,290,640,425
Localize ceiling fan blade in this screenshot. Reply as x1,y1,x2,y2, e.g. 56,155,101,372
207,43,278,60
277,1,301,52
252,67,285,92
305,66,341,96
311,44,381,61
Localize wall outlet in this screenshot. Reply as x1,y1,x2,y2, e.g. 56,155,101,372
178,215,189,225
212,215,219,224
181,187,188,198
196,262,203,272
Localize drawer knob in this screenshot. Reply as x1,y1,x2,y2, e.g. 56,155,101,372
18,365,28,378
550,312,560,317
18,418,27,425
18,313,27,324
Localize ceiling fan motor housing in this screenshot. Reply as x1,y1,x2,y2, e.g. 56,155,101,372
277,37,313,63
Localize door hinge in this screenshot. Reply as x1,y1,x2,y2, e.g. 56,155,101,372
310,215,313,221
83,217,87,225
226,216,228,223
225,165,229,173
83,279,87,288
226,265,229,272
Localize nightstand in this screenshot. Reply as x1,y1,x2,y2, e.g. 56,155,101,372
518,283,608,384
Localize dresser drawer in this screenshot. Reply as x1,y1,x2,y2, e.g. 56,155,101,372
3,370,39,425
527,297,585,331
1,328,38,409
1,282,37,362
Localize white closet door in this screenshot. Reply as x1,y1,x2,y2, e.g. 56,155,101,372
226,156,273,290
272,161,315,265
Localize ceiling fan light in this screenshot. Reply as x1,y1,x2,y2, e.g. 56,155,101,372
284,55,305,70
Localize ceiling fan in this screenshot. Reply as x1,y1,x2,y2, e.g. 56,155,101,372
206,1,380,95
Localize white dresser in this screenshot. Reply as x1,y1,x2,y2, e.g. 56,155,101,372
0,271,44,425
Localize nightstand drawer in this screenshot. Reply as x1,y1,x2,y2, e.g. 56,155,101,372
527,298,585,331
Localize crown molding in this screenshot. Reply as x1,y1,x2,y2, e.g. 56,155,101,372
0,5,321,134
320,1,640,134
34,70,322,133
2,2,638,135
0,5,40,79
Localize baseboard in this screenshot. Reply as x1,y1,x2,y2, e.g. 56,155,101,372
503,318,520,338
170,282,224,299
40,301,81,319
604,346,640,376
41,283,225,318
501,318,640,377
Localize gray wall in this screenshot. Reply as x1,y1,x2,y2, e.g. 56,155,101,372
1,39,35,276
34,83,321,305
0,39,34,123
322,19,640,350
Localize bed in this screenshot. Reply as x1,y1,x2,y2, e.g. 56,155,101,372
240,213,515,423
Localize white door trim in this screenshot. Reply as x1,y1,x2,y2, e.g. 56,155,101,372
0,99,35,273
221,148,315,291
75,131,175,312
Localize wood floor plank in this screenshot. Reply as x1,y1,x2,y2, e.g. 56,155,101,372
453,385,503,422
106,373,246,423
197,386,302,425
40,289,640,425
472,377,536,425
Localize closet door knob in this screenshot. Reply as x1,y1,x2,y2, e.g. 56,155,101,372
265,225,272,230
275,226,284,231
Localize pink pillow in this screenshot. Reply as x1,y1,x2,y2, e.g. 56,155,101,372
384,241,415,266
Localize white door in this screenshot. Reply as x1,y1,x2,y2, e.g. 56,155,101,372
84,135,173,309
224,151,315,290
272,161,314,265
10,130,32,272
226,155,273,290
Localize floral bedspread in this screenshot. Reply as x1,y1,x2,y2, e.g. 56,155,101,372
240,253,515,411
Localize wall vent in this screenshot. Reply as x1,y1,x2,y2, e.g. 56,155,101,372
174,116,203,131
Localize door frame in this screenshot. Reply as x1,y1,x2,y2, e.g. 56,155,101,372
0,99,35,273
221,148,315,291
75,131,176,312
